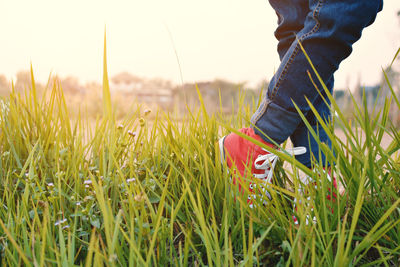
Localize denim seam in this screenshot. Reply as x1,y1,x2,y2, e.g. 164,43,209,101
251,0,324,126
250,98,271,126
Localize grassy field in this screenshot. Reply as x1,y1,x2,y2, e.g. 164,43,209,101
0,43,400,266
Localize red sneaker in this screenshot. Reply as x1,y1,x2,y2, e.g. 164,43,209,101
219,128,306,207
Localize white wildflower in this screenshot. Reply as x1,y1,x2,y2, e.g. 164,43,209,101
128,130,137,137
127,178,135,183
55,218,67,226
144,109,151,116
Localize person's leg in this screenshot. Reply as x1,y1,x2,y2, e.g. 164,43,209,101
269,0,332,167
252,0,383,167
219,1,310,203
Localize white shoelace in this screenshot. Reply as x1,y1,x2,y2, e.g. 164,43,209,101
253,146,307,183
249,146,307,206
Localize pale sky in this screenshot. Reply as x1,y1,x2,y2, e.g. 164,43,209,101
0,0,399,89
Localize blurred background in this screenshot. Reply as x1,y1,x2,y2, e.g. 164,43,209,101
0,0,399,120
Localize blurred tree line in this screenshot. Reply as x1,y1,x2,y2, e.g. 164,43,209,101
0,71,265,118
0,51,399,123
174,79,265,115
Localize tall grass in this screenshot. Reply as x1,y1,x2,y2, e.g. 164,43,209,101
0,42,399,265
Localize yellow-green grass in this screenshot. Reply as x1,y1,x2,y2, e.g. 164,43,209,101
0,42,399,266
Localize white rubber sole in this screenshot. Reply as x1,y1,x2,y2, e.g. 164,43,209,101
218,136,226,165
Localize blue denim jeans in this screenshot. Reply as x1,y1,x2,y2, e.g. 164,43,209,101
251,0,383,167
